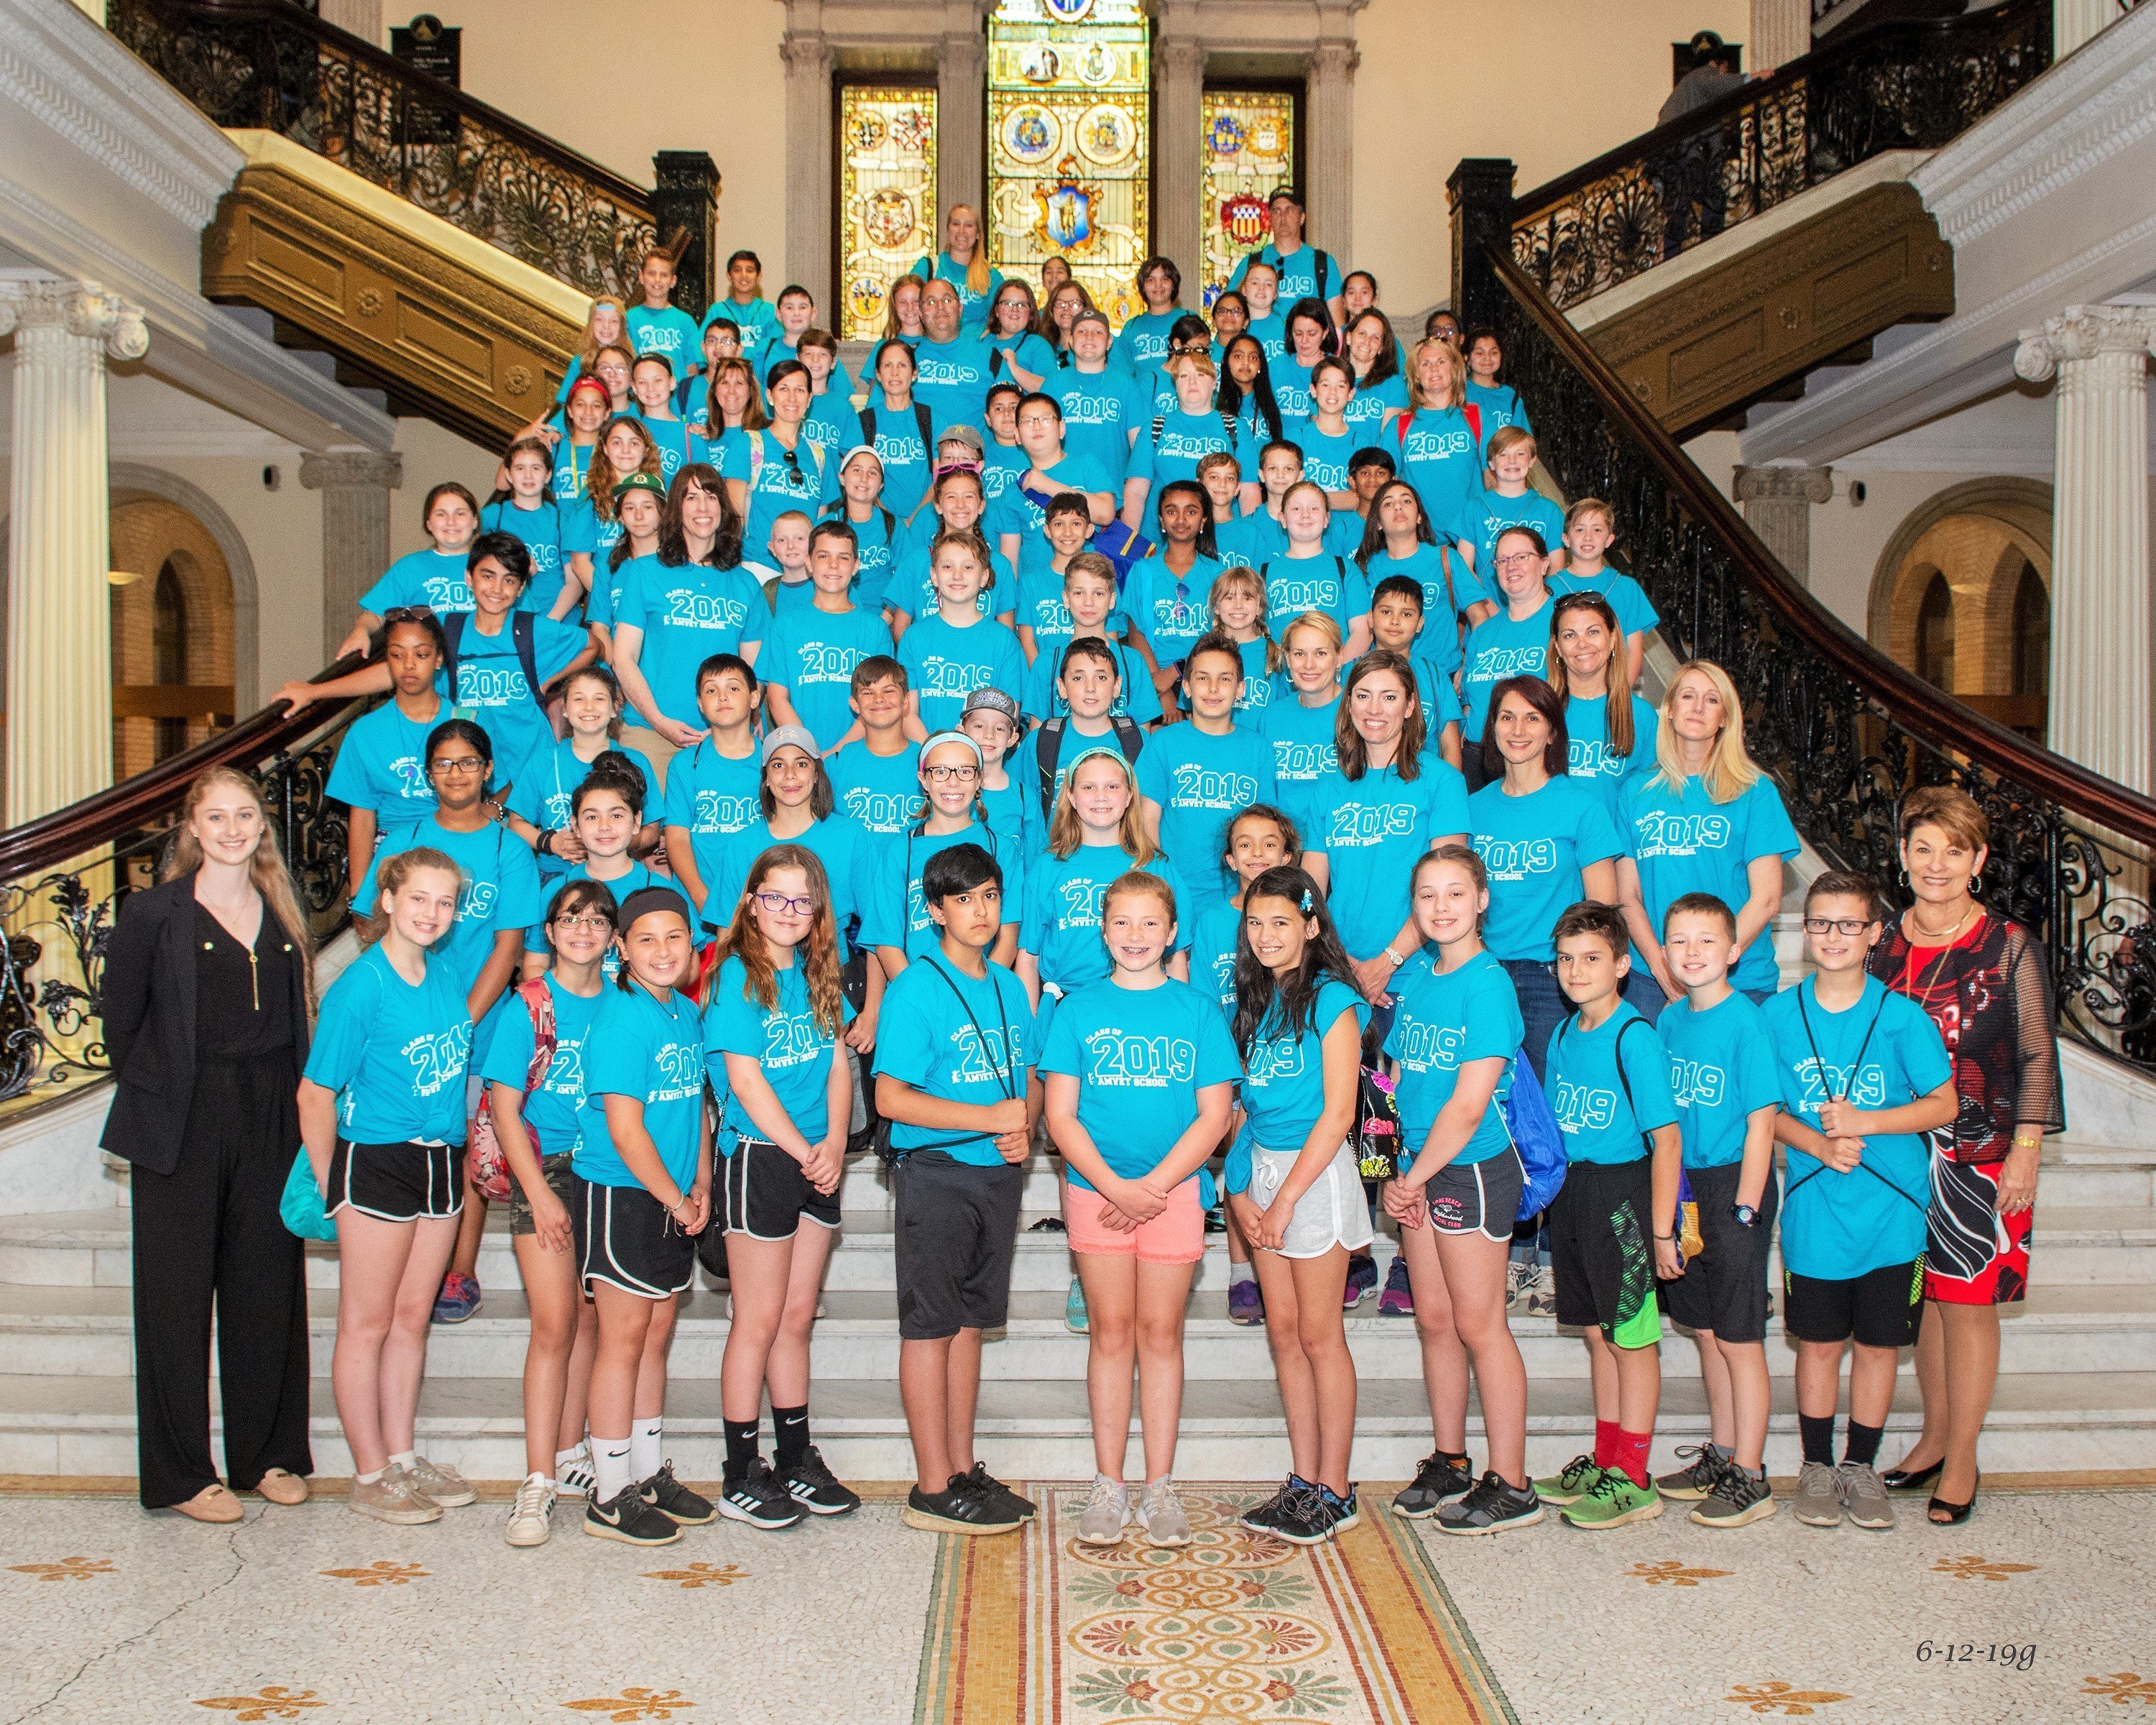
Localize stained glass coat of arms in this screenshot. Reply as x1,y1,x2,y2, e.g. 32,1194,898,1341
839,86,939,340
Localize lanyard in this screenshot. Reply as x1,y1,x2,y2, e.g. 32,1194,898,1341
921,956,1018,1103
1788,981,1926,1216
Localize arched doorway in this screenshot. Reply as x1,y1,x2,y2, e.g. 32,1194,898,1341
108,499,236,779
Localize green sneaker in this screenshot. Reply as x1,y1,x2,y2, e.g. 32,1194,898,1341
1532,1454,1604,1506
1561,1467,1664,1530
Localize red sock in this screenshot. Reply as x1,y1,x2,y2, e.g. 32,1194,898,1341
1593,1420,1620,1470
1612,1428,1653,1489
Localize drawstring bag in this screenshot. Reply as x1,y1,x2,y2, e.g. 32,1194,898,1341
280,1148,336,1242
1677,1168,1704,1261
1353,1063,1403,1181
1503,1054,1567,1219
464,978,558,1203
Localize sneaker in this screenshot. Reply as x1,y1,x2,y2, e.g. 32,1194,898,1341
1794,1459,1844,1527
1378,1255,1415,1316
717,1460,806,1530
348,1470,441,1526
1654,1444,1731,1502
1227,1277,1265,1326
959,1462,1036,1520
641,1461,717,1525
1343,1251,1378,1308
1839,1460,1895,1530
1319,1484,1360,1535
1075,1476,1129,1546
1203,1207,1227,1234
556,1446,596,1499
505,1473,554,1547
1525,1265,1557,1318
903,1478,1023,1536
430,1271,482,1324
1392,1450,1475,1518
779,1446,860,1517
1532,1454,1605,1506
1504,1259,1532,1312
1561,1467,1663,1529
1065,1275,1089,1334
402,1455,476,1508
1240,1473,1303,1533
584,1481,681,1545
1692,1467,1777,1528
1137,1477,1192,1547
1438,1472,1546,1535
1268,1479,1335,1545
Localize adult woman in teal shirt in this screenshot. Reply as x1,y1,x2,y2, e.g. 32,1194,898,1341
1545,592,1658,821
914,204,1002,331
1460,527,1557,788
614,465,768,744
1386,339,1485,535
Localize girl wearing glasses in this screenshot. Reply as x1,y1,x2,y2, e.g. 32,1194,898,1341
704,845,863,1529
520,760,663,983
708,728,867,977
1459,526,1557,790
860,732,1023,975
485,878,614,1547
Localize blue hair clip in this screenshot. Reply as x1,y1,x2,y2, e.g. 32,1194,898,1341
1299,888,1315,914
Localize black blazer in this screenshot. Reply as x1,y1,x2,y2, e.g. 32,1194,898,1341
98,873,313,1175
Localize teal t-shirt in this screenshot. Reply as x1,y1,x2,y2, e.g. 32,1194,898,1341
1134,722,1277,911
1361,541,1492,633
479,498,587,617
1385,947,1522,1167
574,982,706,1191
1283,416,1383,500
1460,599,1555,740
325,698,442,827
826,743,923,837
895,614,1028,731
1564,693,1660,823
708,815,866,954
911,335,996,429
303,944,472,1146
1256,553,1368,639
361,546,471,615
1465,379,1529,435
660,737,763,915
626,304,700,369
759,604,895,752
1230,242,1338,307
717,429,835,564
436,610,587,786
1305,759,1472,961
520,860,661,977
1660,990,1782,1170
1546,1003,1678,1166
1191,897,1241,1015
1452,489,1566,577
1621,773,1800,995
859,822,1021,957
1467,776,1623,962
1128,408,1261,489
1393,407,1486,529
1260,694,1340,817
1038,977,1241,1187
1021,847,1192,994
1048,367,1147,482
1111,310,1181,374
1123,553,1225,659
617,559,769,730
479,975,604,1157
506,735,660,881
915,252,1003,328
872,954,1031,1167
354,815,545,1006
1549,566,1659,640
704,953,853,1152
1235,978,1370,1172
987,452,1118,579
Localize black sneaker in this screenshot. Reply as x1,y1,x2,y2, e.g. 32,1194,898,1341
1391,1450,1474,1519
779,1446,860,1517
640,1461,717,1525
1654,1444,1731,1502
1203,1206,1227,1234
903,1477,1023,1536
1437,1471,1545,1536
717,1460,806,1530
1240,1474,1301,1534
960,1461,1036,1519
1269,1481,1335,1546
1320,1484,1360,1535
584,1482,681,1546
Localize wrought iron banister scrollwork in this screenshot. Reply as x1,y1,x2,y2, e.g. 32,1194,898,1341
1509,0,2051,310
0,661,373,1115
1486,243,2156,1075
109,0,660,302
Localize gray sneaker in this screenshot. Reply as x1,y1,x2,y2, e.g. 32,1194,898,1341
1503,1259,1531,1312
349,1470,442,1525
1526,1266,1557,1318
1794,1460,1843,1527
1075,1476,1128,1546
403,1454,476,1508
1136,1478,1192,1548
1839,1460,1895,1530
1691,1467,1777,1528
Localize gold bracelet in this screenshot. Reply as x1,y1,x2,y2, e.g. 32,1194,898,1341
2010,1133,2041,1150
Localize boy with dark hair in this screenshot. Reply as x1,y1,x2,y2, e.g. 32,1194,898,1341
1651,891,1784,1528
1365,573,1465,759
660,653,764,924
1013,636,1146,852
1763,870,1955,1532
760,520,893,753
1535,900,1683,1529
826,656,918,837
875,842,1037,1536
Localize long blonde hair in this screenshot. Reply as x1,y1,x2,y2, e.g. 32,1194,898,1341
1047,751,1158,865
1545,591,1636,757
717,844,846,1041
1209,564,1282,675
354,844,462,967
884,272,929,339
1406,337,1466,413
578,295,628,371
1651,658,1761,804
946,206,990,295
163,766,317,1017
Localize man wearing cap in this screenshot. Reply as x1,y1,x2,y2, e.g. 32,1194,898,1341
1659,30,1749,124
1227,188,1346,326
1047,310,1151,485
1651,32,1753,256
913,279,998,433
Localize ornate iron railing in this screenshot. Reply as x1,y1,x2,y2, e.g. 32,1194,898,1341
0,667,370,1115
1510,0,2050,310
111,0,658,301
1489,244,2156,1073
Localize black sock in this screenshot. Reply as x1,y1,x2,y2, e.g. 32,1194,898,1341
773,1404,810,1470
1439,1449,1470,1469
1844,1420,1884,1468
1799,1413,1837,1466
722,1419,760,1484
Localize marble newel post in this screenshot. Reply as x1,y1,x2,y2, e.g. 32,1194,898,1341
2014,305,2156,795
301,451,404,666
0,280,147,827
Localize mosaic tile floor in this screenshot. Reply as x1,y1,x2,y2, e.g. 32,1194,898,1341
1,1479,2151,1724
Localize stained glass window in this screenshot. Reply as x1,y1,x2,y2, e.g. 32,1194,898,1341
837,83,939,341
986,0,1149,328
1199,89,1297,310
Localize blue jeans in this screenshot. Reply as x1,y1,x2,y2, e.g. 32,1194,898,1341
1501,957,1569,1084
1622,968,1667,1024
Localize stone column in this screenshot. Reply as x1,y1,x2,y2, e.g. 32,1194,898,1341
1733,464,1833,585
1749,0,1808,72
1153,35,1207,282
782,28,837,315
1304,39,1360,264
301,451,404,666
2056,0,2118,59
0,280,147,825
2014,305,2156,794
937,27,987,223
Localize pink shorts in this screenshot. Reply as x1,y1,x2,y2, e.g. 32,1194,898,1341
1062,1174,1205,1264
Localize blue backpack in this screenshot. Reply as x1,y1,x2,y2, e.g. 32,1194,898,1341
1503,1053,1566,1220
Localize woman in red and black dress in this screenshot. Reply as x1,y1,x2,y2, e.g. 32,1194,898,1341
1869,786,2063,1524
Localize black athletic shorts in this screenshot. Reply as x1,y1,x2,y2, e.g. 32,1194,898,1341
327,1140,462,1224
1549,1156,1662,1349
722,1137,842,1241
1428,1146,1525,1242
573,1174,695,1299
893,1150,1023,1340
1783,1256,1925,1349
1661,1162,1779,1344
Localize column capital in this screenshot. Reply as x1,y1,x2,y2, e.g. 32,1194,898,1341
1305,40,1361,82
300,450,404,492
938,30,987,73
1734,463,1833,505
0,279,148,360
780,29,834,75
1156,36,1207,80
2013,303,2156,383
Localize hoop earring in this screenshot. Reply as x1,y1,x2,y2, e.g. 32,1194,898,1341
1897,868,1909,888
1970,873,1984,898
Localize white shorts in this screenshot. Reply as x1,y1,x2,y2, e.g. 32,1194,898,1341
1250,1142,1375,1260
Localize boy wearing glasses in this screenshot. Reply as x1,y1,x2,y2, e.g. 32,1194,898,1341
1762,872,1955,1532
992,392,1119,584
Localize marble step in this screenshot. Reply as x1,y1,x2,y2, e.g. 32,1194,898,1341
1,1369,2148,1484
5,1282,2152,1382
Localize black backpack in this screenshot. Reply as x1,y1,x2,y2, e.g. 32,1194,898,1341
442,610,543,711
857,401,936,459
1034,713,1145,819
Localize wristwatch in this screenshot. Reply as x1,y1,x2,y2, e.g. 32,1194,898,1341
1731,1203,1759,1229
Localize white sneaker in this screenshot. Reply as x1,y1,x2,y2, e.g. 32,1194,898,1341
506,1472,555,1547
1137,1477,1192,1547
1526,1266,1558,1318
556,1447,596,1499
1075,1475,1128,1545
1504,1259,1531,1311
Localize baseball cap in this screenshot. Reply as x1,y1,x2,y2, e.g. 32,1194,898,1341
961,688,1023,727
612,471,666,502
760,725,819,763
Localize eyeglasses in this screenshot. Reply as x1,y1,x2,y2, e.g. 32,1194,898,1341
1802,917,1876,937
381,606,436,625
1494,553,1539,570
756,891,817,917
923,764,980,783
553,914,614,933
432,755,487,776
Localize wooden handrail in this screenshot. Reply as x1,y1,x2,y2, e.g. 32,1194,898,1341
1488,242,2156,846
